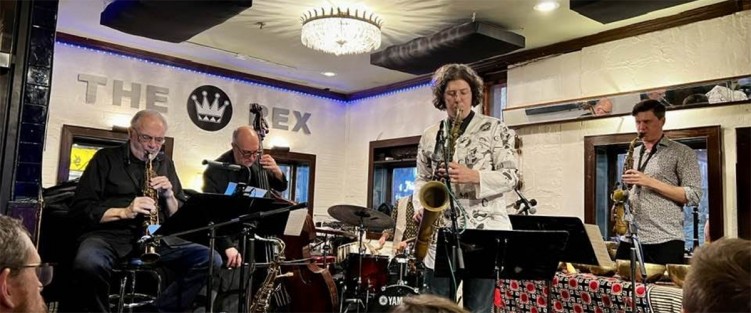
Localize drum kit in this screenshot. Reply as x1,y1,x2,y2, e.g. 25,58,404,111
313,205,423,313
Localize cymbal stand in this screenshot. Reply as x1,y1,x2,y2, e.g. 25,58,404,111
342,214,368,313
321,234,332,272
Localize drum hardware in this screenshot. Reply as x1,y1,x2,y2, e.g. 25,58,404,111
328,205,395,312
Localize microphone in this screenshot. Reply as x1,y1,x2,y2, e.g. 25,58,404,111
514,188,537,215
202,159,241,171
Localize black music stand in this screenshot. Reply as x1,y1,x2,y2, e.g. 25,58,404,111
509,215,599,265
154,192,304,313
434,229,569,311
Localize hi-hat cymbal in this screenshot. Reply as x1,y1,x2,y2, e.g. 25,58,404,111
327,205,394,230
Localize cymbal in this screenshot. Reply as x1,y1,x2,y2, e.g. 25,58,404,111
315,226,356,239
327,205,395,230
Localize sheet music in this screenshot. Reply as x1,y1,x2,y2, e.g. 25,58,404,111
283,208,308,236
584,224,616,267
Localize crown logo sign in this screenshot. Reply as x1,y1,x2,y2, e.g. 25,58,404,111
192,91,229,123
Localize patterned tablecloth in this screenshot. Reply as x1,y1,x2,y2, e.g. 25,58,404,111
495,272,682,313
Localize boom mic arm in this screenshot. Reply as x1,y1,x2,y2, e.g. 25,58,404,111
514,188,537,215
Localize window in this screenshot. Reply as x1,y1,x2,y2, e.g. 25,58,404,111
58,125,175,183
584,126,723,257
368,136,421,209
265,150,316,214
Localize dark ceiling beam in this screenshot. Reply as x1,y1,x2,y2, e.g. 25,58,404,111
54,32,348,101
473,0,748,75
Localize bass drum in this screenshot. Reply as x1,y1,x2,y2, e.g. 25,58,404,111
368,285,419,312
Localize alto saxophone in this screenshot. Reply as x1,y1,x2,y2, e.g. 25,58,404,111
140,152,160,263
248,236,293,313
415,107,463,261
610,134,642,236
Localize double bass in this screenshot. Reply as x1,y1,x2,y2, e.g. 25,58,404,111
249,104,338,312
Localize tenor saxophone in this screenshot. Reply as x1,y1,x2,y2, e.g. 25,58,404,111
248,236,293,313
140,152,160,263
415,107,463,261
610,134,642,236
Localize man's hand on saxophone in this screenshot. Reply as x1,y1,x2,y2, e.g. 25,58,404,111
125,196,157,219
622,169,655,188
149,175,174,197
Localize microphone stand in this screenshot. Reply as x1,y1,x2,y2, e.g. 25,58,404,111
624,198,647,313
514,189,537,215
439,120,464,302
151,202,307,313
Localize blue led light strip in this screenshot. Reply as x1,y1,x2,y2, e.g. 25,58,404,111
57,40,430,103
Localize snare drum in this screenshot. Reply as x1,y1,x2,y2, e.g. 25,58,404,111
368,285,419,312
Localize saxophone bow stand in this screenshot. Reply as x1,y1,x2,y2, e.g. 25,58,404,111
154,192,307,313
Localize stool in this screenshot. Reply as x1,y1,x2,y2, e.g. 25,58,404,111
108,259,162,313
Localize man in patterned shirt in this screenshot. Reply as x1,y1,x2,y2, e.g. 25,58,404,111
616,99,702,265
378,195,418,254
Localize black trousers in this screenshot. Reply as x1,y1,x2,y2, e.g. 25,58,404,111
615,240,685,265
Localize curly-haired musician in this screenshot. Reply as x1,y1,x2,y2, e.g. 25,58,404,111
413,64,520,313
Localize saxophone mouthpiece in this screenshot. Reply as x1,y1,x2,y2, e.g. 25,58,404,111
637,132,645,139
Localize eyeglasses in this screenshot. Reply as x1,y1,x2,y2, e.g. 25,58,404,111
1,263,54,286
233,143,261,159
133,129,166,145
444,88,471,98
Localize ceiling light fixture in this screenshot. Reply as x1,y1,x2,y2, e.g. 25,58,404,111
321,72,336,77
300,7,383,56
534,0,560,12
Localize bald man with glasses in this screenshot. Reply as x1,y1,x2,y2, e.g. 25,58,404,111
0,215,50,313
201,125,287,271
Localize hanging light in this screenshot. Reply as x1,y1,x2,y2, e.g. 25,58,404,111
300,7,383,56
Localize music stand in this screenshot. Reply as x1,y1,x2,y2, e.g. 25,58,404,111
509,215,599,265
434,229,569,311
154,192,303,313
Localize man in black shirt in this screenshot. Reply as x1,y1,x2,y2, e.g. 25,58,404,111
202,126,288,268
68,110,222,312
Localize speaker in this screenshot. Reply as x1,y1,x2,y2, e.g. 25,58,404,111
370,21,525,75
570,0,697,24
101,0,253,43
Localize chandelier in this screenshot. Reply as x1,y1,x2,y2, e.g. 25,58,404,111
300,7,383,56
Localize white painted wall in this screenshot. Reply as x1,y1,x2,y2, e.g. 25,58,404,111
44,43,348,215
507,10,751,108
506,10,751,237
341,86,443,212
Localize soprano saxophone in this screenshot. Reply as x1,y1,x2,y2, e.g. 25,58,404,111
140,152,160,263
248,236,293,313
610,133,642,236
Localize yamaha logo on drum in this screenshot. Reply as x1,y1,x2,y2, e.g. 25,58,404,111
378,295,403,306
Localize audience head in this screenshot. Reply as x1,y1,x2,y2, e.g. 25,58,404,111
388,294,469,313
594,98,613,116
128,109,168,161
0,215,48,313
683,238,751,313
431,64,483,121
231,126,261,167
632,99,666,141
682,93,709,106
